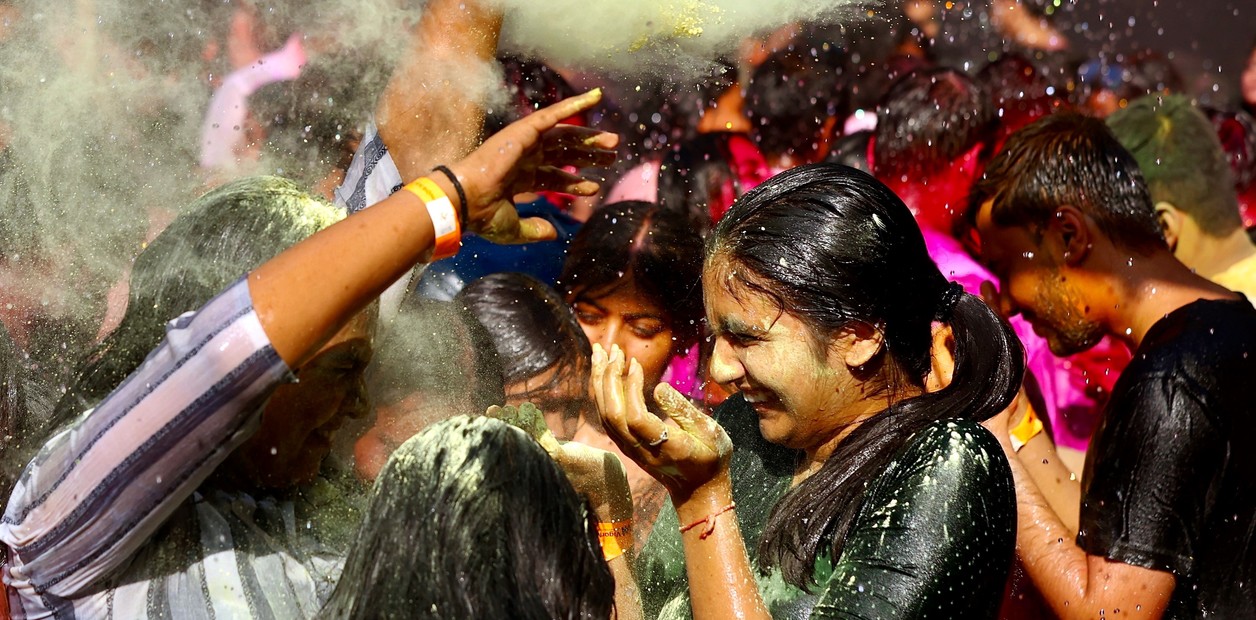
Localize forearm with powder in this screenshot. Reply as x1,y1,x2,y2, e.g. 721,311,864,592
377,0,503,181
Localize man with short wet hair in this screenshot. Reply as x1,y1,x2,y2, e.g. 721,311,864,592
970,111,1256,619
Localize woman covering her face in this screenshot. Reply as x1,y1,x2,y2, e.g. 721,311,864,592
595,163,1023,619
558,200,705,537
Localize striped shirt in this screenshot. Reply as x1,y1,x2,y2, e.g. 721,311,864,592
0,279,355,619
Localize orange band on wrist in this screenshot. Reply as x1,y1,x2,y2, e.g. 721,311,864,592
597,520,633,561
1010,404,1044,453
403,177,461,261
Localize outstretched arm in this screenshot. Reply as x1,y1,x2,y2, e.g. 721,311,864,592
252,91,615,367
0,94,614,615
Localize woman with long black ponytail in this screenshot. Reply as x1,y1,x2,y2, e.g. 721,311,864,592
594,163,1022,619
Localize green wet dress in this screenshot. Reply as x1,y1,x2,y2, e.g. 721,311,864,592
635,396,1016,620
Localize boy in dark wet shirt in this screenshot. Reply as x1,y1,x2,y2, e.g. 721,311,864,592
969,111,1256,619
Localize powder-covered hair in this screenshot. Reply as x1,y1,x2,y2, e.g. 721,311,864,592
322,415,614,619
1108,94,1243,236
51,176,344,434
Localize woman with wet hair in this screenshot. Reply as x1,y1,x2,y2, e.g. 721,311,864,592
558,199,705,536
597,163,1022,618
456,272,591,439
559,200,704,398
323,415,615,620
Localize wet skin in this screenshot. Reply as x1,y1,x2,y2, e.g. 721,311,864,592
702,257,889,466
570,278,676,394
973,199,1106,357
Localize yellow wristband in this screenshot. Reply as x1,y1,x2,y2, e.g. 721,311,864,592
597,520,633,562
402,177,461,261
1009,404,1044,453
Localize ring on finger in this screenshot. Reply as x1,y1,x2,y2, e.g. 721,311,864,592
646,427,669,447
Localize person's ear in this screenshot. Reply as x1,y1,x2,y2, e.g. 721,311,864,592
1051,205,1091,266
835,321,884,370
1154,201,1183,251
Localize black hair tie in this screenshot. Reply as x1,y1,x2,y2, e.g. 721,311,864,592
935,281,965,321
431,165,469,227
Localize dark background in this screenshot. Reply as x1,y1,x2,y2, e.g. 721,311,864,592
1061,0,1255,107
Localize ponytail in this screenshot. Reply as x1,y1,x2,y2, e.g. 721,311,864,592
757,292,1023,589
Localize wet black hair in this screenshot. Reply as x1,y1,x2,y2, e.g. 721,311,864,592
455,273,589,401
969,112,1165,254
745,49,847,160
874,67,996,179
322,415,614,619
708,163,1024,589
558,200,704,351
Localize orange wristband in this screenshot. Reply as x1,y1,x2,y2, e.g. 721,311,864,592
403,177,461,261
1010,403,1044,452
596,520,633,562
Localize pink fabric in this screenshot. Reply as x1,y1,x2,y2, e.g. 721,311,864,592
660,345,703,400
605,159,661,204
922,228,1110,450
200,34,307,169
714,134,772,222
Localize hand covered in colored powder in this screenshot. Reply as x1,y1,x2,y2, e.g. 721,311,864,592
591,343,733,500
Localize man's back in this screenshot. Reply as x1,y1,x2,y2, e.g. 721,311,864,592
1079,297,1256,618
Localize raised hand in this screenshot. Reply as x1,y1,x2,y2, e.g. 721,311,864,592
488,402,633,522
590,343,732,500
449,90,618,244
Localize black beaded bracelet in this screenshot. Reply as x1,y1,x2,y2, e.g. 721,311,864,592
431,165,469,227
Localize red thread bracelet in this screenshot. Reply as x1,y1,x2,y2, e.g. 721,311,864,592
679,502,736,540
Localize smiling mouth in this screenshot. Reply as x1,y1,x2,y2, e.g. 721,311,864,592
740,390,779,413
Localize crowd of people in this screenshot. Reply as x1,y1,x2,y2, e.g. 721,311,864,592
1,0,1255,618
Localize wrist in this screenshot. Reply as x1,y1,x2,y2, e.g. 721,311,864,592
672,472,733,524
1009,404,1044,453
401,177,461,260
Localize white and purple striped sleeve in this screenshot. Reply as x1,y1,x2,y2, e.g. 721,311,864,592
0,278,293,615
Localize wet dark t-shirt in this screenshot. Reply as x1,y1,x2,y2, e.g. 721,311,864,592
637,396,1016,619
1078,298,1256,618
